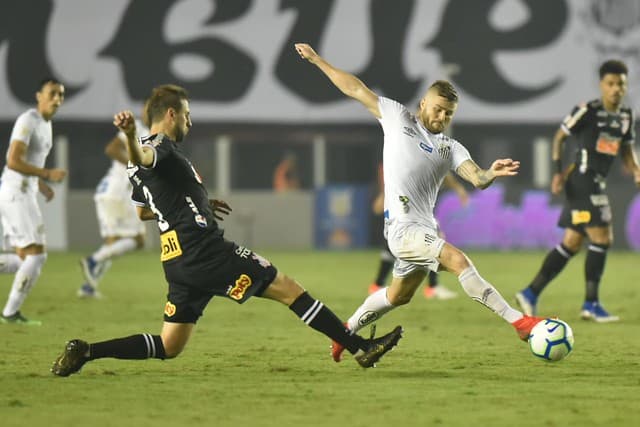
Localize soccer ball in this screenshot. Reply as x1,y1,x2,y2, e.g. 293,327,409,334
528,318,574,362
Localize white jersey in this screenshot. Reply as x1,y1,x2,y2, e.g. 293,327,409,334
95,120,149,200
0,109,53,194
378,97,471,229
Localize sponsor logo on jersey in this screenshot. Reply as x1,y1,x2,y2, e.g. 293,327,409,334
403,126,417,137
571,210,591,225
419,141,433,153
228,274,252,301
251,252,272,268
160,230,183,261
164,301,176,317
235,246,251,258
590,194,609,207
399,195,410,213
595,136,620,156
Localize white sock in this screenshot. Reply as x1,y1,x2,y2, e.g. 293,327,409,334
92,238,137,263
346,288,396,333
0,253,23,274
2,253,47,317
458,266,522,323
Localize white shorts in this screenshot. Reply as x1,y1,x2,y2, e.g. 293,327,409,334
0,190,46,249
386,221,446,277
94,195,145,238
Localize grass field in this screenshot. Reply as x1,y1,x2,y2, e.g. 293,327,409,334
1,250,639,427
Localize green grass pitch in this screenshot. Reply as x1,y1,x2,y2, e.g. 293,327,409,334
2,250,639,427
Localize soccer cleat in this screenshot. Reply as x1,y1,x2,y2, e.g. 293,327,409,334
512,315,545,341
424,284,458,300
0,311,42,326
331,322,349,362
354,325,403,368
51,339,90,377
80,256,101,288
368,283,383,295
515,288,538,316
77,283,103,299
580,301,620,323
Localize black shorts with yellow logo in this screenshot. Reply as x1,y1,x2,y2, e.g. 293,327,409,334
557,167,612,234
160,233,278,323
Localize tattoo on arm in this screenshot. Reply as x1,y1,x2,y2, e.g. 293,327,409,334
456,160,494,189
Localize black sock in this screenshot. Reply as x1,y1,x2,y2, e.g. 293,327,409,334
289,292,366,354
428,271,438,288
529,244,575,296
88,334,166,360
373,249,394,286
585,243,608,302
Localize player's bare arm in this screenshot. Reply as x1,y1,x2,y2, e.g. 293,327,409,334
38,178,54,202
6,140,66,182
105,136,129,165
114,110,154,167
551,128,568,195
620,144,640,187
295,43,380,118
209,199,232,221
136,206,156,221
456,158,519,190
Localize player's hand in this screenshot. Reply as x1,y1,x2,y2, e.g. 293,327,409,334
113,110,137,137
209,199,232,221
38,179,54,202
551,173,565,195
490,159,520,177
295,43,320,63
45,168,67,183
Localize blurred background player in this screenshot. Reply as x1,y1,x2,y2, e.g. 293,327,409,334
273,151,300,192
0,78,67,325
516,60,640,322
78,113,150,298
368,164,468,300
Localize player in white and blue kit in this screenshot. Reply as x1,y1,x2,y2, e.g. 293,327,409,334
0,78,66,325
78,118,150,298
295,43,544,361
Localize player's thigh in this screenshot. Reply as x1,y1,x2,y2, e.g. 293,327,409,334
160,321,194,358
584,225,612,245
261,271,304,306
437,242,471,276
0,192,46,249
561,228,585,251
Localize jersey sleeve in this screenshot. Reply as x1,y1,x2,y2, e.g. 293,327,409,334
450,140,472,171
9,112,36,145
130,181,146,207
560,103,589,135
141,135,173,168
377,97,409,132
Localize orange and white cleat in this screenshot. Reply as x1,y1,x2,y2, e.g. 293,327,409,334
512,315,546,341
368,283,384,295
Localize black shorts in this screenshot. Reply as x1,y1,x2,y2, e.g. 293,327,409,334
557,167,612,234
162,243,278,323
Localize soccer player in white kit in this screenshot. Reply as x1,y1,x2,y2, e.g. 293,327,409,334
77,118,150,298
0,78,67,325
295,43,544,362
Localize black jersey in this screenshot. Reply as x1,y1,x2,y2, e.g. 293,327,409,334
560,99,635,177
128,134,232,269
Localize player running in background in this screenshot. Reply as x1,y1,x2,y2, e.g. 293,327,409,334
516,60,640,322
77,114,150,298
295,43,543,363
0,78,67,325
52,84,402,376
368,165,468,300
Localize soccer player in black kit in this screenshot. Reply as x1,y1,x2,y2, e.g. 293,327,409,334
51,84,402,376
516,60,640,322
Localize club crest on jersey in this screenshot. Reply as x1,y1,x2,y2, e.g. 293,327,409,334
228,274,252,301
438,144,451,159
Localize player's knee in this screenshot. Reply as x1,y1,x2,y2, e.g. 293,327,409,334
161,339,186,359
387,292,412,306
448,252,470,276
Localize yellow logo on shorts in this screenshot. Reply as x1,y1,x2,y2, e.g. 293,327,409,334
571,210,591,225
228,274,252,301
160,230,182,261
164,301,176,317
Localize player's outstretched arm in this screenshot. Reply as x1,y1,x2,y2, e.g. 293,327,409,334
455,158,519,190
114,110,154,167
295,43,380,118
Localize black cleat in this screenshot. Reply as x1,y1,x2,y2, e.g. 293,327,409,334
354,325,403,368
51,339,89,377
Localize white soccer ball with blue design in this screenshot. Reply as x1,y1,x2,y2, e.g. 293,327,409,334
528,318,574,362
